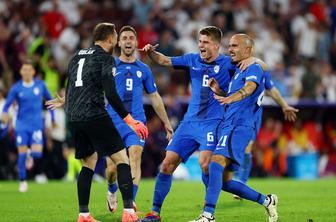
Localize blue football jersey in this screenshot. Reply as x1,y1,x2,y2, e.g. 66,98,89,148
106,58,157,124
2,79,54,131
171,53,232,121
223,63,265,127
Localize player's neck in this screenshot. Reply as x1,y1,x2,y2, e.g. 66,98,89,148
22,79,34,87
119,54,136,63
203,53,219,63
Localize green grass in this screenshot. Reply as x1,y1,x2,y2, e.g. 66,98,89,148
0,178,335,222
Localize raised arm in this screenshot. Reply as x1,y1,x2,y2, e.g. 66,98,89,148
266,87,299,122
148,92,173,140
141,44,172,67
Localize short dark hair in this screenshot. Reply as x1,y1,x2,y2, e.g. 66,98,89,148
93,23,116,42
199,26,223,43
119,25,137,38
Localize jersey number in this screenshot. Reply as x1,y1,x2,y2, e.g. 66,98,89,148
202,75,209,87
126,78,133,91
75,58,85,87
257,91,264,106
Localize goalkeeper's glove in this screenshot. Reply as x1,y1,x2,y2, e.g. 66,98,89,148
123,114,149,140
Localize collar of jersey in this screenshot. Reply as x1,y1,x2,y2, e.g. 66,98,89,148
22,80,35,88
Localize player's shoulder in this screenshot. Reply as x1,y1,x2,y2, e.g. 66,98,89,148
135,59,151,71
217,54,231,63
245,63,263,73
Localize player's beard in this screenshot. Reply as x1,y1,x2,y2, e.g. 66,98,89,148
122,48,135,57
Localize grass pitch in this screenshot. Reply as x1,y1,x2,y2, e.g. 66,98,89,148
0,178,335,222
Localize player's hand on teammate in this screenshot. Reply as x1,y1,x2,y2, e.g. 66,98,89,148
45,94,65,110
238,57,256,71
165,124,174,141
140,44,159,53
282,105,299,122
214,94,233,105
208,78,221,94
123,114,149,140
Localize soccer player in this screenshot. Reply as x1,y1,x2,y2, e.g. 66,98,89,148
190,34,279,222
46,23,148,222
105,26,173,213
234,71,298,193
140,26,265,222
209,69,299,190
1,60,55,192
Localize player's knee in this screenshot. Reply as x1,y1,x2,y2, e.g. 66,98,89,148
160,159,176,174
199,160,209,173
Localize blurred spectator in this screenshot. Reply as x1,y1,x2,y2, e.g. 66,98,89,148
287,120,316,155
41,0,67,40
300,60,322,99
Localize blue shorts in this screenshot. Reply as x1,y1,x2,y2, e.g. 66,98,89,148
15,128,43,147
114,121,145,148
214,124,254,172
166,119,220,163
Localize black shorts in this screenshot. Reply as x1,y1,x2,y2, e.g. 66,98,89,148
68,116,125,159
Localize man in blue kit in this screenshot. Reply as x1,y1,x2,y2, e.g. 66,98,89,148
1,60,55,192
105,26,173,212
209,68,298,194
190,34,278,222
233,70,298,196
140,26,267,222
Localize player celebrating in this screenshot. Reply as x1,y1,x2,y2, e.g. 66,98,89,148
141,26,265,222
105,26,173,212
1,60,55,192
210,69,299,190
46,23,147,222
190,34,279,222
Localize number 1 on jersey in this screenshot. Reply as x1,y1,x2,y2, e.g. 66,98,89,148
75,58,85,87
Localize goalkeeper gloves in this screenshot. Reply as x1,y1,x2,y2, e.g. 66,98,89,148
123,114,149,140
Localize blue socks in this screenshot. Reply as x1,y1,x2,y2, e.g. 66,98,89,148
204,162,224,214
202,172,209,188
152,172,172,214
222,180,266,205
108,182,118,193
18,153,27,181
133,184,138,201
239,153,252,183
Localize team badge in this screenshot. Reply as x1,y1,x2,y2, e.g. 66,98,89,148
34,87,39,95
137,71,142,78
214,65,219,73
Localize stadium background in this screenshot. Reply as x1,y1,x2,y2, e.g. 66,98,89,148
0,0,335,182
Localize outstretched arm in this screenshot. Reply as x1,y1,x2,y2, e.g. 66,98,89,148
266,87,299,122
148,92,174,140
141,44,172,67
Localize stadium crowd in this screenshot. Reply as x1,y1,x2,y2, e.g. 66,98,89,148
0,0,336,180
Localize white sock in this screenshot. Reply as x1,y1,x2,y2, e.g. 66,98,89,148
202,211,213,218
124,208,135,214
263,196,271,207
79,212,90,217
